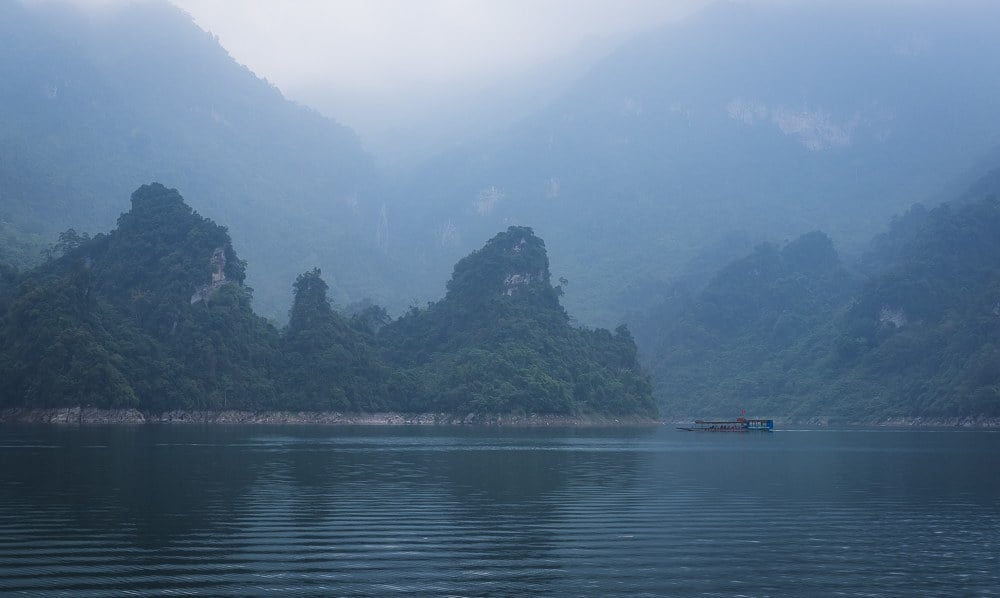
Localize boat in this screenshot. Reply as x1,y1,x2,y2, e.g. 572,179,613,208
677,416,774,432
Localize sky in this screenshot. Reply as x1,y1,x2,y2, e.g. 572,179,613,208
163,0,712,156
40,0,987,156
168,0,708,95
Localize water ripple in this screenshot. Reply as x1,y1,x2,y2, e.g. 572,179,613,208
1,427,998,596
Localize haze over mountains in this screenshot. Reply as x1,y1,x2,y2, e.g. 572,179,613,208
1,0,391,319
638,170,1000,420
2,0,1000,418
387,0,1000,324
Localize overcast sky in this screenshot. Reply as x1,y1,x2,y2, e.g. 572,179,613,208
168,0,709,96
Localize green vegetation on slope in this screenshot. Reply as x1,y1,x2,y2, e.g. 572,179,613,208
831,195,1000,417
379,227,656,416
0,186,654,418
641,231,856,417
0,184,280,410
278,269,391,411
643,175,1000,419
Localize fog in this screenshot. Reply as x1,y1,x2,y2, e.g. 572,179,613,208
167,0,708,161
172,1,708,92
46,0,992,162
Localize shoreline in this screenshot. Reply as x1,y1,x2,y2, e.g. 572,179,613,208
0,407,659,427
0,408,997,428
666,415,1000,429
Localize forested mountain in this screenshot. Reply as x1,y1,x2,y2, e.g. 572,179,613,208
0,0,399,319
640,231,858,417
0,184,281,410
379,227,656,416
0,186,653,418
385,1,1000,326
3,0,999,421
644,169,1000,420
278,269,390,411
5,0,1000,331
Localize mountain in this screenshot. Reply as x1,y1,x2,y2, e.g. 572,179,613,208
0,184,282,410
378,226,657,417
7,0,999,330
0,186,654,418
0,0,401,319
643,166,1000,420
640,231,857,417
384,1,1000,326
278,268,390,411
832,188,1000,418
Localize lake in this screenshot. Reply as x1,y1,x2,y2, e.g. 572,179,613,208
1,425,997,596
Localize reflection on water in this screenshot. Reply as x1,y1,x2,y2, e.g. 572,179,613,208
1,425,997,596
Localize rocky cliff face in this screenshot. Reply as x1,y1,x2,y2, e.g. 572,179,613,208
190,247,229,304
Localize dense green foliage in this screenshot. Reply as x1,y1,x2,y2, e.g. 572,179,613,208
278,269,391,411
0,188,653,417
830,195,1000,417
640,232,856,417
0,184,280,410
379,227,656,416
643,176,1000,419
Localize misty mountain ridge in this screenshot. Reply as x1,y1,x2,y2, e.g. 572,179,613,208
385,0,1000,325
5,0,1000,328
297,31,625,171
0,0,401,321
642,163,1000,420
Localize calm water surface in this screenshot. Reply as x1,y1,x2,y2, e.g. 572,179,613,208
0,425,997,596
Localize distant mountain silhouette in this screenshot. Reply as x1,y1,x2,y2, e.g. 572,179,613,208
386,0,1000,325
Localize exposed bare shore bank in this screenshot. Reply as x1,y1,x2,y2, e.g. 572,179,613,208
665,416,1000,429
796,416,1000,428
3,408,998,428
0,408,659,427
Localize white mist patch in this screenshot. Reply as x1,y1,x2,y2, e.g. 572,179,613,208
726,97,768,125
621,96,644,117
879,306,907,328
546,177,560,199
474,186,504,216
436,220,459,247
727,97,860,151
771,106,857,151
